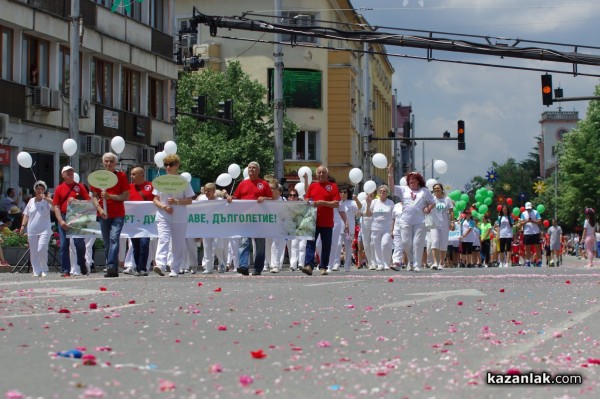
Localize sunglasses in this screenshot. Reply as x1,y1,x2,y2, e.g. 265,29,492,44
288,193,298,197
164,162,177,167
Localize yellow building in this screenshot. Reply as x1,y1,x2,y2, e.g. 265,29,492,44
176,0,393,188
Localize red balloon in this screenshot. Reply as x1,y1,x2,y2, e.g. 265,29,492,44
543,220,550,228
520,206,525,213
506,198,513,206
496,205,503,212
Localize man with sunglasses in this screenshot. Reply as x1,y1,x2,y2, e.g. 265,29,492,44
226,161,273,275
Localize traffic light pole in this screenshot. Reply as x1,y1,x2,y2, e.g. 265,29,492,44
552,96,600,103
369,137,458,141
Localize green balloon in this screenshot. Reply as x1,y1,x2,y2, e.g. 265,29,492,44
454,208,460,218
487,190,494,198
537,204,545,214
479,204,488,215
484,197,492,206
460,193,470,203
449,190,461,201
471,210,480,220
512,207,520,217
455,200,466,211
475,193,483,203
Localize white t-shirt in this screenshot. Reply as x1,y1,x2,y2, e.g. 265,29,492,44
392,186,435,225
498,215,513,239
461,218,477,243
360,199,373,229
342,199,359,233
431,196,453,228
583,219,596,239
23,197,52,235
153,183,196,223
520,209,540,235
548,225,562,247
369,198,394,231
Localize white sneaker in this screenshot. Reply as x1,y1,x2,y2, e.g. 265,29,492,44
437,264,444,270
71,271,81,276
41,272,47,277
289,266,298,272
413,265,422,272
431,263,438,270
189,268,197,274
332,264,339,271
376,265,384,271
33,272,39,277
123,267,135,275
369,264,377,270
406,264,414,271
168,271,178,277
270,267,279,273
202,269,213,274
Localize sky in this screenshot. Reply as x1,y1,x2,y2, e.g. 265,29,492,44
350,0,600,190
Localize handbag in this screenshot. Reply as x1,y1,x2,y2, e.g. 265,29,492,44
425,213,435,229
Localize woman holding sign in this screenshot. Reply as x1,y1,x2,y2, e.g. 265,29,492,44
90,153,130,278
152,154,195,277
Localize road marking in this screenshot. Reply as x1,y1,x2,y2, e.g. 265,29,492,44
306,279,368,287
381,288,486,308
0,303,140,319
496,303,600,363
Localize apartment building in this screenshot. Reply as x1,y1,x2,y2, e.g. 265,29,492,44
175,0,394,186
0,0,177,193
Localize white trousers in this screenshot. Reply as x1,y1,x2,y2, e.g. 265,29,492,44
155,219,187,273
371,230,393,268
361,224,375,266
287,238,306,269
392,228,403,264
270,238,287,269
28,230,50,275
401,222,427,267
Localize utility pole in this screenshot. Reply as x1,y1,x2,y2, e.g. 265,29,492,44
362,43,371,179
273,0,284,182
69,0,81,172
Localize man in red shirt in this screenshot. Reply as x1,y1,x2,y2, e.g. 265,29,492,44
53,165,91,276
90,153,130,277
226,161,273,275
301,165,341,276
126,166,154,276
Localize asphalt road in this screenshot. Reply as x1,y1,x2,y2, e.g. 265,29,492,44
0,255,598,399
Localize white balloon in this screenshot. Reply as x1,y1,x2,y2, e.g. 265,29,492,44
348,168,363,184
163,140,177,155
17,152,33,168
63,138,78,156
433,159,448,175
294,182,306,198
111,136,125,154
180,172,192,183
400,177,408,186
363,180,377,194
357,192,367,203
154,151,167,168
73,172,80,184
297,166,312,185
372,153,388,169
426,178,438,191
228,163,241,179
243,167,249,179
216,173,233,187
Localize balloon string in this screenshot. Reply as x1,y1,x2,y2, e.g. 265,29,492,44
229,178,238,196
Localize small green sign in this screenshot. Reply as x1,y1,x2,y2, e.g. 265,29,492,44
88,170,118,190
153,174,188,194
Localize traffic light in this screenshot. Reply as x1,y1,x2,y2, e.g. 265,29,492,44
218,99,233,121
457,120,465,150
402,120,411,138
191,95,207,115
541,74,553,106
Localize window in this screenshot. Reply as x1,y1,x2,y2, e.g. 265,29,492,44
148,77,164,119
281,12,317,44
123,0,143,22
285,131,319,161
22,35,49,87
92,58,113,106
1,26,13,80
150,0,165,32
121,68,140,113
58,47,82,97
268,68,322,109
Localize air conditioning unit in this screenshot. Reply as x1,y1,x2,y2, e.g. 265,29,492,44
0,113,8,136
31,87,60,110
192,44,210,59
139,147,156,164
79,98,90,118
81,136,104,155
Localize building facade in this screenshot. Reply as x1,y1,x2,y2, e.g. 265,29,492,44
175,0,393,188
539,109,578,178
0,0,177,195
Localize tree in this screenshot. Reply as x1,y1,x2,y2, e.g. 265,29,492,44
175,61,297,186
556,85,600,228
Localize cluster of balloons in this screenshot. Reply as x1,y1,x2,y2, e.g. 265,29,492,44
153,140,177,168
215,163,241,187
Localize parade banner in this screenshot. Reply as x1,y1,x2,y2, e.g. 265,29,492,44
65,200,101,237
115,200,316,239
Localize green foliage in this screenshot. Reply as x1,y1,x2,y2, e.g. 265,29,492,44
1,233,28,247
175,61,297,186
556,85,600,227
